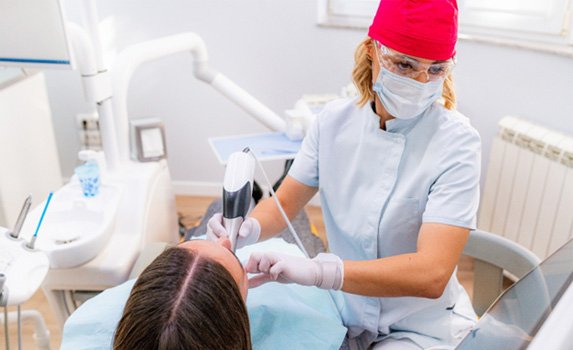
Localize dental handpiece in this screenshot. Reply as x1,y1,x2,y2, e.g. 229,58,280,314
222,149,255,251
9,195,32,239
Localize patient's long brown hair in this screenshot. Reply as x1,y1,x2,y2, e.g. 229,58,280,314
113,247,251,350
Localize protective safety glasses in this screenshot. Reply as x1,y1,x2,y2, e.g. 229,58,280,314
374,40,456,82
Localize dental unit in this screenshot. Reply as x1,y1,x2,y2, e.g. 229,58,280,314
0,0,288,339
1,195,51,350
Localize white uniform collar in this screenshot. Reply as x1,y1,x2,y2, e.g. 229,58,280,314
368,101,426,135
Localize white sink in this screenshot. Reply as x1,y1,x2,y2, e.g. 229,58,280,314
21,182,122,268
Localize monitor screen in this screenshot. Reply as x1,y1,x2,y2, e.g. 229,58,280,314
0,0,72,69
457,238,573,349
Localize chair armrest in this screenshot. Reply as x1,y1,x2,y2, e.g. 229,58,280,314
464,229,541,279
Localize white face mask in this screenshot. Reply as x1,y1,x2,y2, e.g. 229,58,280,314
373,66,444,120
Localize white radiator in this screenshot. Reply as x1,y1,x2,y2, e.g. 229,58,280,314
478,116,573,259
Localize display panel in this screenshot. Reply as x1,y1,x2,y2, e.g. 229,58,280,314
0,0,73,69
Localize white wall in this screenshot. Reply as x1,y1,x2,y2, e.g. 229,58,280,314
455,41,573,176
45,0,573,193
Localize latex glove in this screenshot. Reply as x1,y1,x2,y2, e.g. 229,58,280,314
245,252,344,290
206,213,261,249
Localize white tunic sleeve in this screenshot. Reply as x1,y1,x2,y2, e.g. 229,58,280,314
288,115,320,187
422,123,481,229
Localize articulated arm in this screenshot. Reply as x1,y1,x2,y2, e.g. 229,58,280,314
112,32,286,163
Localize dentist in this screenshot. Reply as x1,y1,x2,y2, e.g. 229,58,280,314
208,0,481,348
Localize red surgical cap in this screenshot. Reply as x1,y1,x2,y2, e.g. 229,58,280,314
368,0,458,61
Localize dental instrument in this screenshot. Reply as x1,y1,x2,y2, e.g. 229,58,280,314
27,192,53,250
222,148,309,257
0,204,51,350
8,195,32,239
223,149,255,252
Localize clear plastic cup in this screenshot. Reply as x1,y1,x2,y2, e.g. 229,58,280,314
75,162,100,197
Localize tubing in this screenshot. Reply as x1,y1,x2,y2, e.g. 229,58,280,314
0,310,50,350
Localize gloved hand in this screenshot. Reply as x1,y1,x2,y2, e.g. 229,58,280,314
245,252,344,290
206,213,261,249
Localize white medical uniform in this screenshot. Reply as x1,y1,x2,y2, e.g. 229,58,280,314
288,97,481,349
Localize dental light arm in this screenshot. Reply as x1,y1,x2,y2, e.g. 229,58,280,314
63,0,121,171
67,22,119,171
210,74,286,131
112,32,286,163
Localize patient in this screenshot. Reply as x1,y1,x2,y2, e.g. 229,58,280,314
113,238,251,350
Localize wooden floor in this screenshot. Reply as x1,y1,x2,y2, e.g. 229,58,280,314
2,195,474,349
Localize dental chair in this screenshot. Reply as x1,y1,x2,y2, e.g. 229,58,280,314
458,232,573,349
61,227,552,350
462,229,541,316
60,237,347,350
132,229,543,317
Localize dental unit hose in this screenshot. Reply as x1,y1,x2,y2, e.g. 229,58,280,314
246,149,310,258
3,306,8,350
1,273,8,350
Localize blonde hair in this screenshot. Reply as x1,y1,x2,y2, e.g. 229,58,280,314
351,38,456,110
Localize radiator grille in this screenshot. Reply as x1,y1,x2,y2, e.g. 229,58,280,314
478,116,573,259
